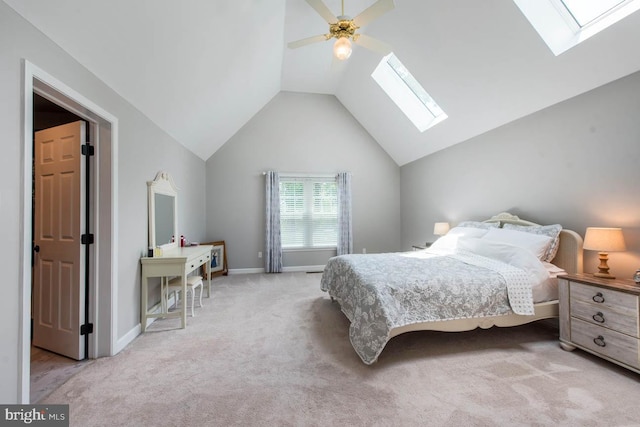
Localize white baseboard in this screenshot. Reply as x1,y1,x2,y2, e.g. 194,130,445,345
228,268,264,274
114,323,140,355
115,294,179,355
228,265,325,275
283,265,326,273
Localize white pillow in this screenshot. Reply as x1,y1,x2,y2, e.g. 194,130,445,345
502,223,562,262
542,261,566,277
481,227,553,260
429,226,489,252
457,237,549,285
447,226,490,238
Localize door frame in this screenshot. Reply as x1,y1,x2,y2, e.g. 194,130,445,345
20,60,119,403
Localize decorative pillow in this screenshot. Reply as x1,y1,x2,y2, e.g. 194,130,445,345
503,223,562,262
481,227,553,260
457,221,500,230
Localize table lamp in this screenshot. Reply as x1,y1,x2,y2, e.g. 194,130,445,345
583,227,626,279
434,222,450,236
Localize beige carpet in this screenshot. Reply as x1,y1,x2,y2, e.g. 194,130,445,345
31,345,92,403
43,272,640,426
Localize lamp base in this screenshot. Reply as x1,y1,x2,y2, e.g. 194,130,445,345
594,252,615,279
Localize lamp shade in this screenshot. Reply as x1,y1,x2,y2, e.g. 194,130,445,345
433,222,450,236
583,227,626,252
333,37,352,60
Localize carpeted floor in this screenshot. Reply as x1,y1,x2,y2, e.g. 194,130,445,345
31,346,92,403
43,272,640,426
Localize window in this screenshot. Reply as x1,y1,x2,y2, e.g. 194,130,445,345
371,53,447,132
514,0,640,55
279,176,337,249
561,0,627,27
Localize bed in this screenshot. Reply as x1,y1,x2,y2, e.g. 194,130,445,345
320,212,584,364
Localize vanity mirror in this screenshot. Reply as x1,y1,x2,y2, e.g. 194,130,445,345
148,171,178,250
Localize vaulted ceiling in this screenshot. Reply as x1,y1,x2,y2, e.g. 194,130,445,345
5,0,640,165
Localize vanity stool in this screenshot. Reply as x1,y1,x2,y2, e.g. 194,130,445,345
167,275,204,317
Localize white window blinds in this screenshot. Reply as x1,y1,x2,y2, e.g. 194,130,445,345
279,176,338,249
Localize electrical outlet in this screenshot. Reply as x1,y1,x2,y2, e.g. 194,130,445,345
258,251,262,258
362,248,366,254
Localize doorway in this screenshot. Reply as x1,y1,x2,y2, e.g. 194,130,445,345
20,61,119,403
30,98,90,402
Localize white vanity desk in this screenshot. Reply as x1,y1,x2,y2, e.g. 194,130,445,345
140,245,213,331
142,171,213,331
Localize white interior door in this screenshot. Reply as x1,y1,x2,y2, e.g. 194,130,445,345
33,121,86,360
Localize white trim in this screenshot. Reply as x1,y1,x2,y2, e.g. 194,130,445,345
228,268,264,275
117,287,182,353
282,265,326,273
372,53,447,132
278,172,337,179
20,60,119,403
115,325,141,355
19,61,33,405
283,247,337,253
110,122,119,358
227,266,327,275
514,0,640,55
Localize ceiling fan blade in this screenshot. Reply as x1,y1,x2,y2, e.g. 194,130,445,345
353,34,392,55
305,0,338,24
288,34,328,49
353,0,395,28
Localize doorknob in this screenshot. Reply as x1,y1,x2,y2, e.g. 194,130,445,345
34,245,40,253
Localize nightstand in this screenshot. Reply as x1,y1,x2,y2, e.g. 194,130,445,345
558,273,640,373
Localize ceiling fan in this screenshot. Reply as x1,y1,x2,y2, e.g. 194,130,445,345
288,0,395,60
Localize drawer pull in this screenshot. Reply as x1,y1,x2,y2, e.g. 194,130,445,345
593,335,606,347
592,292,605,303
592,312,605,323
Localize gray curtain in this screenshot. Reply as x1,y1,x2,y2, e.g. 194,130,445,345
336,172,353,255
264,171,282,273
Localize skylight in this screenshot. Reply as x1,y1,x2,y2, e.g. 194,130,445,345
514,0,640,55
561,0,626,27
371,53,447,132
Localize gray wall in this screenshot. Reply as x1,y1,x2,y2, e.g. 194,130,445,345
0,3,206,403
205,92,401,270
401,70,640,279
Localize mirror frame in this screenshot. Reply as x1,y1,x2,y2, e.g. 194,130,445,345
148,171,178,250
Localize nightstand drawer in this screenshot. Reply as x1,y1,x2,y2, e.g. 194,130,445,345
571,318,640,369
571,299,639,337
571,282,638,316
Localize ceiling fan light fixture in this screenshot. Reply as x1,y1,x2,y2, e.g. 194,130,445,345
334,37,352,60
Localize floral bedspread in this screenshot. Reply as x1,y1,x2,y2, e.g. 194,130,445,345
320,249,537,364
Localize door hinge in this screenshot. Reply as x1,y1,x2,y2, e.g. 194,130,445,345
80,323,94,335
81,234,94,245
82,143,94,156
